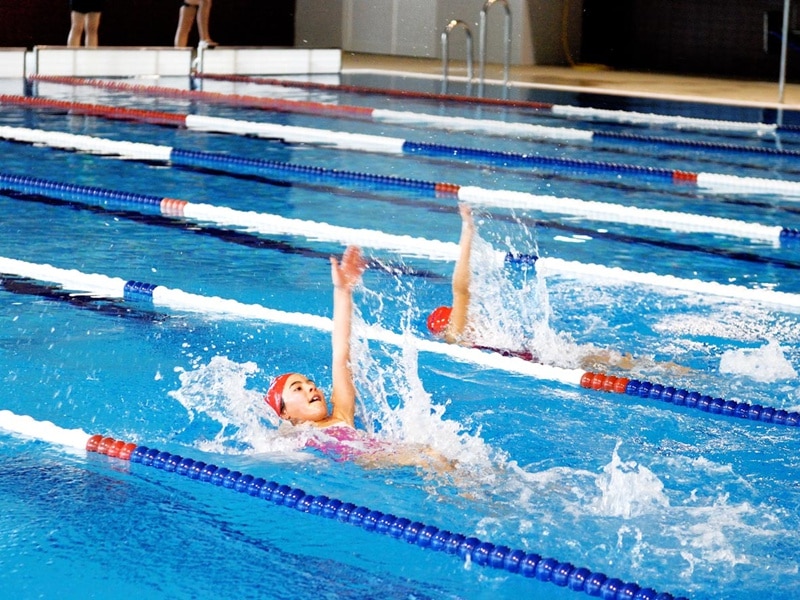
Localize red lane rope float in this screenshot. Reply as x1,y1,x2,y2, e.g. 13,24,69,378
30,75,376,120
83,433,688,600
580,372,800,427
0,94,186,127
195,72,556,111
671,171,698,184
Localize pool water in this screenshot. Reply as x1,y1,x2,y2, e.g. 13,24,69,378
1,72,799,600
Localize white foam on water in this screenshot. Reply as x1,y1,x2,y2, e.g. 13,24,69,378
587,441,670,519
719,339,798,383
167,355,306,456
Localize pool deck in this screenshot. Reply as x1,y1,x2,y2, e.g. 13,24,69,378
342,52,800,111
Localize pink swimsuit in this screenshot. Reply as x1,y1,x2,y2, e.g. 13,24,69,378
305,425,388,462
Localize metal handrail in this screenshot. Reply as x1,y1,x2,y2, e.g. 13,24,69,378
441,19,473,94
478,0,511,95
778,0,791,106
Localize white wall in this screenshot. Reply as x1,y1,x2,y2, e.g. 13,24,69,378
294,0,582,66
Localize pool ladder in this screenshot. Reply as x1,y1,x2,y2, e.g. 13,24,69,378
441,0,512,96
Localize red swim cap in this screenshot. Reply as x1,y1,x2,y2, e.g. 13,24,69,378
265,373,293,417
427,305,452,336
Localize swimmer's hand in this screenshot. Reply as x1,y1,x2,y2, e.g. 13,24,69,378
331,246,365,291
459,202,474,232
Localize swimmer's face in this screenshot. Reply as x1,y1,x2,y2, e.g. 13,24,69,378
281,374,328,422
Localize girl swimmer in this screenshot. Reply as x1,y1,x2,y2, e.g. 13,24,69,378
428,204,687,374
264,246,453,470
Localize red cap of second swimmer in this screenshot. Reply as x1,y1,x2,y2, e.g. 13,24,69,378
426,305,452,336
265,373,293,417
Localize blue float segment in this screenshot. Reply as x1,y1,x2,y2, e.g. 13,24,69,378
123,280,158,302
624,379,799,427
0,173,164,211
169,148,437,193
780,227,800,240
401,140,677,181
504,252,538,266
114,443,687,600
594,130,800,158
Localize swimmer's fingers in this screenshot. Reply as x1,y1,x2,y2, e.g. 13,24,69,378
458,202,474,227
331,246,365,289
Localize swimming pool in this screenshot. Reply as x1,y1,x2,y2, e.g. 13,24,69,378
1,69,799,600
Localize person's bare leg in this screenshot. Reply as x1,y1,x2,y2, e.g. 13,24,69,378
174,2,199,47
67,12,85,47
84,12,101,47
196,0,216,45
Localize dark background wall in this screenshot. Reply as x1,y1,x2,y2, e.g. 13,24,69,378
2,0,799,81
582,0,800,80
0,1,296,49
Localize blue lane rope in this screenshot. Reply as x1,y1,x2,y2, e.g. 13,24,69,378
170,148,444,193
401,140,680,181
7,95,800,197
594,130,800,158
81,434,689,600
581,372,800,428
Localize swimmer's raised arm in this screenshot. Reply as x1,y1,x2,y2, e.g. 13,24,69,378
328,245,365,427
445,203,474,343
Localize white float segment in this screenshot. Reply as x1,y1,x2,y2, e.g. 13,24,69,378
696,172,800,198
0,256,128,297
182,203,461,261
0,409,91,450
364,324,586,386
457,186,784,243
185,115,406,154
0,126,173,161
537,257,800,310
151,287,334,331
372,109,594,142
551,105,779,136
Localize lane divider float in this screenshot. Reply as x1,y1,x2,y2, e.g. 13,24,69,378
0,409,689,600
1,127,799,245
4,95,800,199
2,172,800,306
2,256,799,427
197,72,781,138
579,372,800,428
30,75,788,148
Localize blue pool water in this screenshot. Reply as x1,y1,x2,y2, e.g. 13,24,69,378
1,72,800,600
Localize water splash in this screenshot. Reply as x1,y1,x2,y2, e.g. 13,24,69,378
350,300,499,477
465,234,595,369
719,339,797,383
167,355,302,455
588,440,670,519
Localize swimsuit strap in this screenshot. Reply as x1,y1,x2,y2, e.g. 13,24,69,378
471,344,537,363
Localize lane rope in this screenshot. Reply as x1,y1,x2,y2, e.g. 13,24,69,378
30,74,789,147
2,257,799,427
196,72,782,137
4,95,800,199
1,125,798,245
2,172,800,306
0,409,689,600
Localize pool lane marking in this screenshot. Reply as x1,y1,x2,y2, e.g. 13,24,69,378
31,73,782,141
2,172,800,308
3,94,800,199
2,257,799,431
0,410,690,600
196,72,781,138
0,125,797,246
